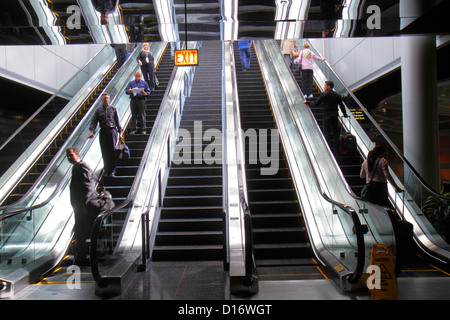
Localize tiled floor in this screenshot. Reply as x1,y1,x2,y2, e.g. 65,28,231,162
119,261,229,300
11,260,229,300
9,261,450,300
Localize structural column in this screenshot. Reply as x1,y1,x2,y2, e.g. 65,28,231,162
400,34,440,192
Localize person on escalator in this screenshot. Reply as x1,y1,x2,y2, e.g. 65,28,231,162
137,43,156,91
88,92,123,177
281,39,298,67
66,147,98,266
237,40,253,71
125,70,150,134
293,42,326,99
307,80,348,152
360,146,402,208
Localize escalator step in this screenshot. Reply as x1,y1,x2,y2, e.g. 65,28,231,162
152,245,224,261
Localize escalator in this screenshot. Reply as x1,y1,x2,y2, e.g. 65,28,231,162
289,40,450,279
1,64,118,206
99,45,173,254
234,44,327,280
0,43,170,298
44,45,175,276
152,41,225,262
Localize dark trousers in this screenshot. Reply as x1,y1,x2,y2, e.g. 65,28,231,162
115,45,127,68
73,206,95,265
301,69,314,96
99,127,118,175
141,63,155,90
130,98,147,132
365,182,391,208
323,113,339,150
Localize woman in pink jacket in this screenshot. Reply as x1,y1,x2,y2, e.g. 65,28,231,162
293,43,325,99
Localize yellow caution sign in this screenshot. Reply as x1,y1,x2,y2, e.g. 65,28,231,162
368,244,398,300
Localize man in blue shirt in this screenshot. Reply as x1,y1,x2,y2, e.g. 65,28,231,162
125,70,150,134
238,40,252,71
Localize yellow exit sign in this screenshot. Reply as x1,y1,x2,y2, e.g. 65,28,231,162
174,49,198,66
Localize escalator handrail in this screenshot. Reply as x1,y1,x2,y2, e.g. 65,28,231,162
257,40,365,283
0,44,112,152
306,40,450,202
224,41,256,283
242,196,257,285
0,46,139,218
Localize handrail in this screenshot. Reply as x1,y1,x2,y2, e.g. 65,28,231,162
256,40,366,284
241,196,256,286
223,41,257,287
0,45,111,152
305,40,450,203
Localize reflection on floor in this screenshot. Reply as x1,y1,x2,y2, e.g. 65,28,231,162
120,261,229,300
10,260,450,300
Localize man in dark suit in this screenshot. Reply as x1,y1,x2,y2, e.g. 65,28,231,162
305,80,348,151
88,92,123,177
66,147,98,266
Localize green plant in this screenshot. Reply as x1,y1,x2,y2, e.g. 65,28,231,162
422,190,450,242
